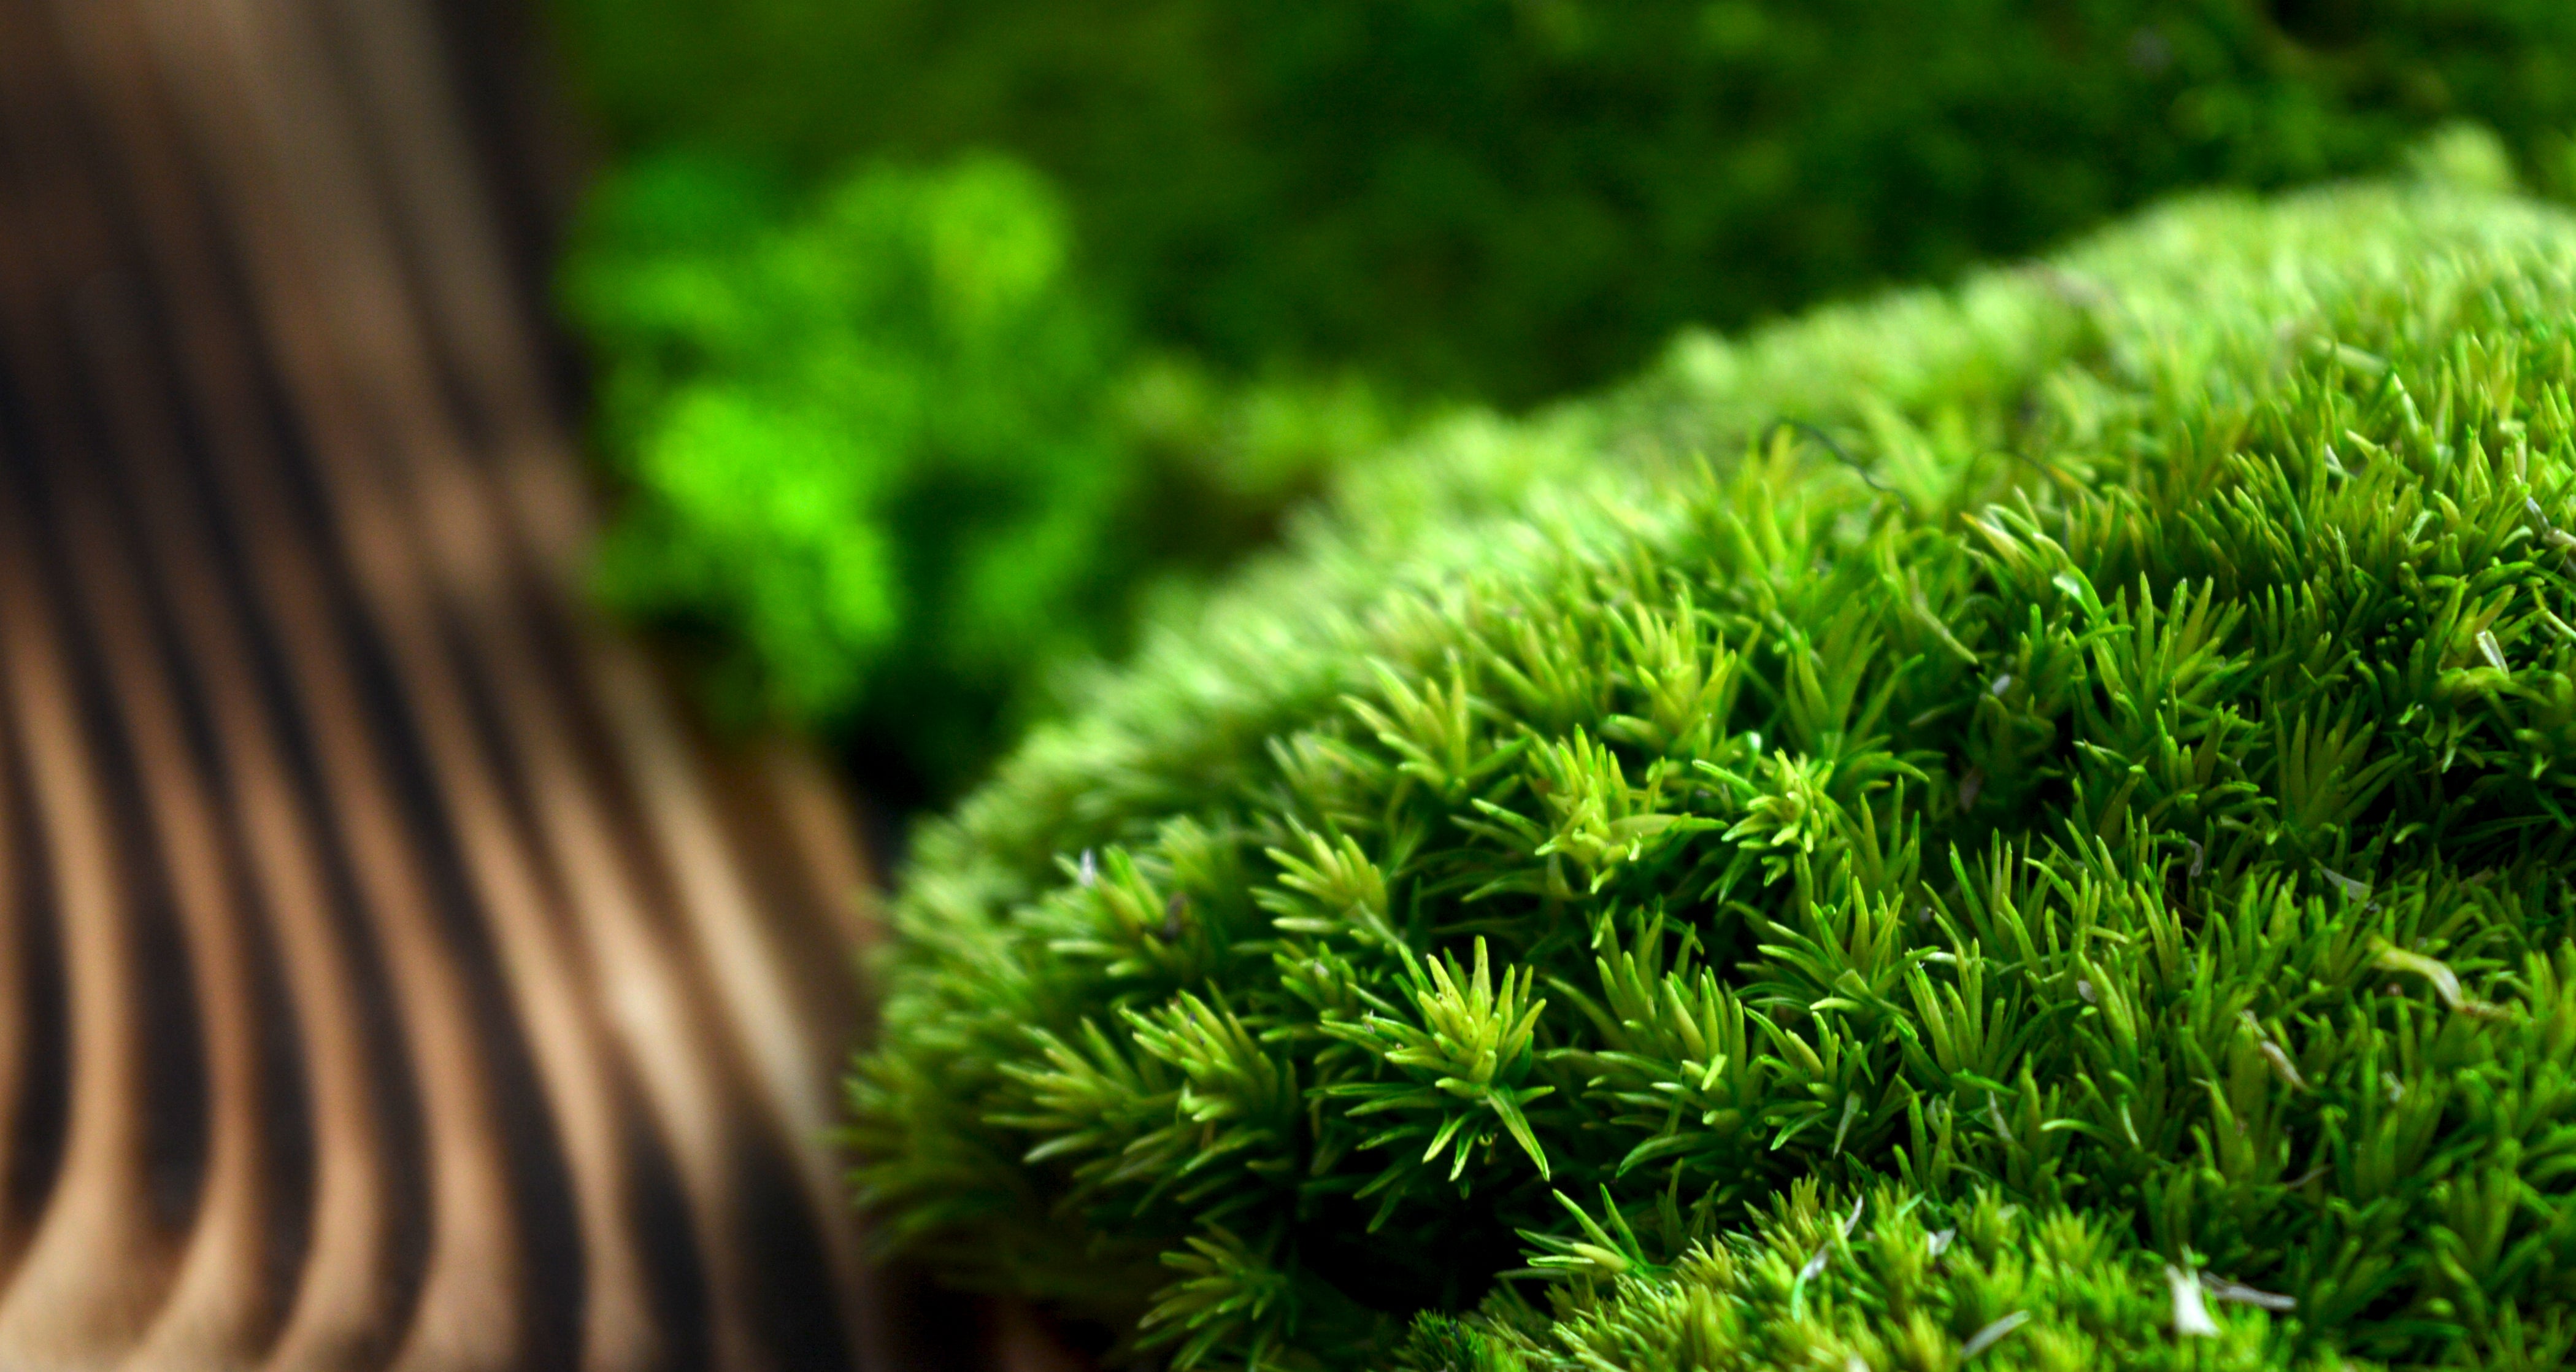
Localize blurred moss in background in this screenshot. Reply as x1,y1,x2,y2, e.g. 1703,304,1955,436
547,0,2576,802
562,154,1398,797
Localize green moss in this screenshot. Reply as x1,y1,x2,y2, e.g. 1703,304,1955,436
562,153,1398,792
1398,1184,2328,1371
852,169,2576,1368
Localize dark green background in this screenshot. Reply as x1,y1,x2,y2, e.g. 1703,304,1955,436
556,0,2576,403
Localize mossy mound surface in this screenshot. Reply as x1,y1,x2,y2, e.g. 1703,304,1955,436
853,176,2576,1369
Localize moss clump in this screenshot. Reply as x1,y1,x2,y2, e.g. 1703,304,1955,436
563,153,1397,794
565,155,1120,779
853,168,2576,1369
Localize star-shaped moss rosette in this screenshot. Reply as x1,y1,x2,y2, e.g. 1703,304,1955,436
853,169,2576,1370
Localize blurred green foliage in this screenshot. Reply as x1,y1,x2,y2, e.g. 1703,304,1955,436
569,155,1121,786
555,0,2576,402
564,155,1398,792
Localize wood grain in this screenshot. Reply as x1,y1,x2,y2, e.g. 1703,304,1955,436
0,0,910,1365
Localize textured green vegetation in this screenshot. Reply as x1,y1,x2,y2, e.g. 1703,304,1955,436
852,171,2576,1369
1399,1184,2317,1371
552,1,2576,795
563,155,1394,790
555,0,2576,401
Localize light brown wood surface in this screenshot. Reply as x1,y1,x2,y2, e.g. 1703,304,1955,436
0,0,963,1366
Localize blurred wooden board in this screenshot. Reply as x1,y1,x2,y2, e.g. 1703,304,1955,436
0,0,918,1366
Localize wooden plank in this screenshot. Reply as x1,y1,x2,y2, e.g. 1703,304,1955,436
53,392,285,1371
0,17,190,1360
17,8,428,1365
0,0,901,1365
279,0,888,1360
